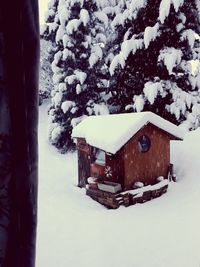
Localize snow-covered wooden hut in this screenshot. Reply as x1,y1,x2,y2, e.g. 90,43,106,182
72,112,184,193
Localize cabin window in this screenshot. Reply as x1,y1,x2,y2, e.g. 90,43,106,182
138,135,151,153
92,148,106,166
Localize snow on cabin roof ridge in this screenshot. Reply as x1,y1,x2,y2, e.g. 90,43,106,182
72,111,185,154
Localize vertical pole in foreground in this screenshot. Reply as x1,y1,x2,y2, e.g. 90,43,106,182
1,0,39,266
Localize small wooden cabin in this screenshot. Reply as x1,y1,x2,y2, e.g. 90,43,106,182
72,112,184,191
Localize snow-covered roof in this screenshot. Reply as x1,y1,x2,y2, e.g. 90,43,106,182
72,112,184,154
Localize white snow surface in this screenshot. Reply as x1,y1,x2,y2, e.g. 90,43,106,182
75,70,87,85
66,19,81,35
61,100,75,114
132,95,145,112
56,25,66,43
72,111,184,154
93,103,110,115
37,102,200,267
129,0,147,12
110,36,143,75
144,23,159,49
76,84,82,94
158,47,182,74
58,6,70,25
144,81,163,105
50,125,63,143
159,0,184,23
181,29,196,48
89,44,103,68
80,9,90,26
95,11,109,28
124,180,169,196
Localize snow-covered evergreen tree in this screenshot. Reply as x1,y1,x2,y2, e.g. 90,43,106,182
39,39,54,105
45,0,110,151
109,0,200,128
41,0,59,42
93,0,132,113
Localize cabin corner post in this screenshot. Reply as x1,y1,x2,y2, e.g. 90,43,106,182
76,138,91,188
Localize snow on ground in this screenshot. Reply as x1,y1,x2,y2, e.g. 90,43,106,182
36,101,200,267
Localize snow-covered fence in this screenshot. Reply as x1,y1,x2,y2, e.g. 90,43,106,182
86,179,169,209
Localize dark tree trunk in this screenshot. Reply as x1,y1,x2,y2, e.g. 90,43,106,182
0,0,39,266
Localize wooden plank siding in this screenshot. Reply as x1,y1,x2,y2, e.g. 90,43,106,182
106,152,124,187
77,138,91,187
122,123,170,190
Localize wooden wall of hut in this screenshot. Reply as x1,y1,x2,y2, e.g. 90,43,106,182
106,152,124,187
77,138,91,187
122,123,170,190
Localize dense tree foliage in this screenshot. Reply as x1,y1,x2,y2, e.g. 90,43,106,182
42,0,200,151
109,0,200,128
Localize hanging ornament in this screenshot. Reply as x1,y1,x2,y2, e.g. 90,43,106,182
104,166,112,178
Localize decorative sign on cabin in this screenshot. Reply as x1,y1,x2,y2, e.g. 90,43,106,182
72,112,184,209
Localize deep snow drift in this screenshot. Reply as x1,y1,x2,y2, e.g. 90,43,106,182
36,102,200,267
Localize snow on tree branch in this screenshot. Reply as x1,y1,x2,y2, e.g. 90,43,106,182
133,95,145,112
80,9,90,26
144,82,163,105
144,23,160,49
110,36,143,75
66,19,81,35
158,47,182,75
95,11,109,28
181,29,196,48
61,100,75,114
129,0,147,11
159,0,184,23
89,45,103,68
